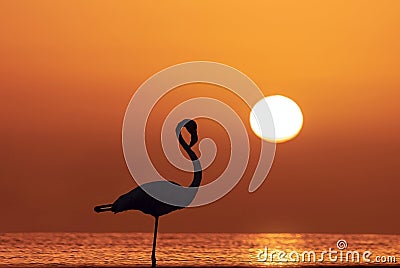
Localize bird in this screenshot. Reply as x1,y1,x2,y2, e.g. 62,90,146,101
94,119,202,268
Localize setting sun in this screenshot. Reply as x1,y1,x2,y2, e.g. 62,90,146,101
250,95,304,143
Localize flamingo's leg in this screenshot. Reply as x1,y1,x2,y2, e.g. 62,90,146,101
151,216,159,268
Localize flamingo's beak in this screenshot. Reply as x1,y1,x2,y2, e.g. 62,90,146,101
188,132,198,147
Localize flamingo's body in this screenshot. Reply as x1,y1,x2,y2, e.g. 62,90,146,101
94,119,201,267
95,180,182,216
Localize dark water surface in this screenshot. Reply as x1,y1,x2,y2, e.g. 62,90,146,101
0,233,398,267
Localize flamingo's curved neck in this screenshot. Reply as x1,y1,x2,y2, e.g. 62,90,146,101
178,134,202,188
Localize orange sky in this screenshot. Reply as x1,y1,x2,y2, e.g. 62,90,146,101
0,1,399,233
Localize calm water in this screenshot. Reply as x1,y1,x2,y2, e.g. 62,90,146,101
0,233,398,267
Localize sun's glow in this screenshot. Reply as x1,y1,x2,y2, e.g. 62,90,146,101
250,95,303,143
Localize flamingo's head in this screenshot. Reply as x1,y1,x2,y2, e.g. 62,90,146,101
176,119,198,147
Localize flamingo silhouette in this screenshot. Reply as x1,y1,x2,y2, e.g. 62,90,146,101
94,119,202,268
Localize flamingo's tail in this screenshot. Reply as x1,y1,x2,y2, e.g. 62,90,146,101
94,204,113,213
